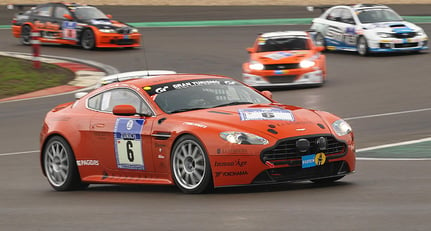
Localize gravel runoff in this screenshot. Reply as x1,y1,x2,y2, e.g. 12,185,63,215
5,0,430,5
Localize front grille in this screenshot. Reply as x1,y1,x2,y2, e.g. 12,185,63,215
116,27,132,34
394,42,418,48
393,32,416,38
261,135,346,166
266,75,297,84
252,161,350,184
265,63,300,70
111,39,136,45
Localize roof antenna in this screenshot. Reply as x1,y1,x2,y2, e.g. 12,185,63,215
139,33,151,77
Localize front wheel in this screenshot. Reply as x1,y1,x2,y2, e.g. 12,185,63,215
357,36,369,56
43,136,88,191
80,29,96,50
171,135,213,194
20,25,32,45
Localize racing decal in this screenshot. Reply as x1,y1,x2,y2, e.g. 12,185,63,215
264,51,292,60
34,20,60,30
114,118,145,170
258,37,266,45
62,21,77,40
91,19,112,25
274,70,289,75
238,108,295,121
214,159,247,167
215,171,248,177
76,160,99,166
143,78,240,96
326,26,356,46
301,152,326,168
216,148,249,154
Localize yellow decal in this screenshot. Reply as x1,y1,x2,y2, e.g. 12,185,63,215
315,152,326,166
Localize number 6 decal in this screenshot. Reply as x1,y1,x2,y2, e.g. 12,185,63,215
114,118,145,170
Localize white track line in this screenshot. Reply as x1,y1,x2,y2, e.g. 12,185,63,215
0,150,38,156
344,108,431,121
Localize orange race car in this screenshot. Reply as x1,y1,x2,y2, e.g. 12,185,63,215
40,73,356,194
243,31,326,88
9,2,141,49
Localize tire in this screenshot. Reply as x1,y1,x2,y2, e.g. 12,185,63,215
311,175,344,184
20,25,32,45
171,135,213,194
80,29,96,50
314,33,326,51
357,36,369,56
43,136,88,191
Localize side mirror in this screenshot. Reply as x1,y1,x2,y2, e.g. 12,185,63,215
106,14,112,19
261,90,273,99
63,14,73,20
246,47,254,53
113,104,136,116
74,92,88,100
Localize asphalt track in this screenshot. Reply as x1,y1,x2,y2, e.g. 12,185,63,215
0,5,431,231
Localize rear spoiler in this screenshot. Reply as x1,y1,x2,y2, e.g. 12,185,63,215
306,6,332,13
7,4,37,11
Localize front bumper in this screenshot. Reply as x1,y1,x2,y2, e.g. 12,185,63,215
95,33,141,48
243,69,324,88
369,36,428,53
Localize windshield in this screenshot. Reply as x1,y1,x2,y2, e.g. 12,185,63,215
74,6,108,20
258,37,309,52
357,9,403,23
146,78,272,114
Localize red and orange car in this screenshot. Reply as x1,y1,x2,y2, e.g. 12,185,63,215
10,2,141,49
243,31,326,88
40,73,355,193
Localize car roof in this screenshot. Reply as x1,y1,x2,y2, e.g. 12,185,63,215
331,4,390,11
260,31,308,38
124,73,234,87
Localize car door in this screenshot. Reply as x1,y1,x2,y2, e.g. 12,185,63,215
87,88,155,174
320,8,352,49
31,4,57,38
53,4,78,42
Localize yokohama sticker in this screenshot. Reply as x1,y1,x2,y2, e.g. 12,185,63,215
215,171,248,177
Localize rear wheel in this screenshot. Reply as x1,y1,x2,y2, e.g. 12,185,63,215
20,25,31,45
43,136,88,191
171,135,213,194
357,36,369,56
80,29,96,50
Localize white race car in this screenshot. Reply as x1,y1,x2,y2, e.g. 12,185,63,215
308,4,428,55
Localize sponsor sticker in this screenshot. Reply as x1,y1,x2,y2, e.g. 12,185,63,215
238,108,294,121
301,152,326,168
114,118,145,170
264,51,292,60
62,21,77,40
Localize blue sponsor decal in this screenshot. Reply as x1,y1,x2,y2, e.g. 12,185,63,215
114,118,145,170
302,154,316,168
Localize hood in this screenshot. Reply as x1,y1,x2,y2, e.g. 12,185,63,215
362,21,420,32
81,18,134,31
251,51,312,64
173,104,332,139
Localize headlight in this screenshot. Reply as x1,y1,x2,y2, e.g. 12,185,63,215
131,28,139,33
220,132,268,145
332,119,352,136
416,29,425,36
249,61,265,70
377,32,392,38
299,60,315,68
99,28,116,33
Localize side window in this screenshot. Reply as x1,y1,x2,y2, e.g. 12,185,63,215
54,6,70,19
88,88,152,115
35,5,53,17
326,9,342,22
340,9,355,24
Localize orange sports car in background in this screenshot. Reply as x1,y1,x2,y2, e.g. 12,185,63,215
243,31,326,88
40,73,355,194
9,2,141,49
